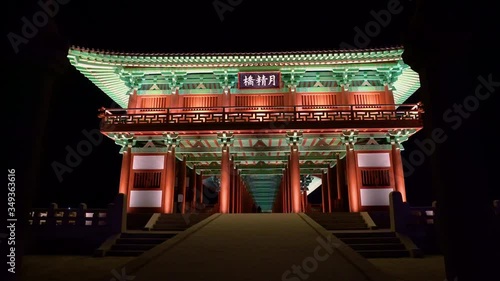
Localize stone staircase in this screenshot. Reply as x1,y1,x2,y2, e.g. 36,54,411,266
306,212,369,230
105,210,214,256
106,232,176,256
333,231,410,258
306,212,412,258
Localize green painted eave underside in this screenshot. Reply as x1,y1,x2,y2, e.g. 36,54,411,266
67,47,420,108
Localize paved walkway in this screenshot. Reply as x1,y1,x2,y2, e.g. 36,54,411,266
20,214,445,281
20,255,134,281
118,213,391,281
20,254,445,281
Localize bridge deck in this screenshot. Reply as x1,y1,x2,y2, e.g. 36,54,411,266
121,213,392,281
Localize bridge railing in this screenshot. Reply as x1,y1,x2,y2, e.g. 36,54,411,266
99,104,423,127
29,203,108,227
28,194,126,234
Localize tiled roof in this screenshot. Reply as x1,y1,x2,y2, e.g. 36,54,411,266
69,45,404,57
67,45,419,108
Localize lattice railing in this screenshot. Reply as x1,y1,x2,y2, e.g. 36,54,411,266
133,171,162,188
101,104,422,126
360,168,391,187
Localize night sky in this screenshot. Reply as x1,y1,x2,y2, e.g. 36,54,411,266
7,0,487,209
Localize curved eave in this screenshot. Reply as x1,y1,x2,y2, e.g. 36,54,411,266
67,47,419,107
68,54,129,108
393,67,421,104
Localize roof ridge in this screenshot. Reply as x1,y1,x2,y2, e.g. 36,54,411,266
69,45,404,57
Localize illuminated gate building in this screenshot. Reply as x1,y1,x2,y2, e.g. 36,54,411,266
68,46,423,214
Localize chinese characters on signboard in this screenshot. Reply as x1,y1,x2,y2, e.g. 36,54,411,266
238,72,281,89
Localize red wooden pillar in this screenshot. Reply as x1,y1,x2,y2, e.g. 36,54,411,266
346,143,360,212
240,179,244,213
220,146,230,213
163,146,176,213
127,92,139,114
118,146,131,195
282,171,287,213
179,156,187,214
231,162,236,213
326,168,333,213
303,189,308,212
119,146,132,213
236,170,241,213
191,167,197,211
289,145,301,213
242,181,247,213
235,171,239,213
280,183,284,212
286,166,291,213
328,165,338,211
171,88,179,108
392,143,407,202
336,153,344,200
238,171,243,213
321,171,328,213
198,171,204,204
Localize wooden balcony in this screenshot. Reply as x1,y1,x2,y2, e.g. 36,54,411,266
99,104,423,133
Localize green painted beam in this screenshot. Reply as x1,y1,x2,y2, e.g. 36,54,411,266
177,145,345,154
186,155,340,162
239,168,325,175
195,163,329,171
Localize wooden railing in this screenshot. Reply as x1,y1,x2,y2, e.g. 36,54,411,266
100,104,423,127
29,203,109,227
26,195,126,255
408,206,436,225
28,195,125,230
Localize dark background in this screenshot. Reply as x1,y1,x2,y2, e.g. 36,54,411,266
6,0,495,208
6,1,498,281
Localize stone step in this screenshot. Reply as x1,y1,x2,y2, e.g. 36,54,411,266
321,222,368,227
322,224,369,228
307,214,363,218
153,221,193,225
120,232,177,239
152,226,190,231
111,244,157,251
106,250,144,257
349,243,406,251
339,237,401,244
152,222,192,226
314,219,366,223
333,232,397,238
358,250,410,258
325,225,369,230
155,218,208,223
115,238,167,244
